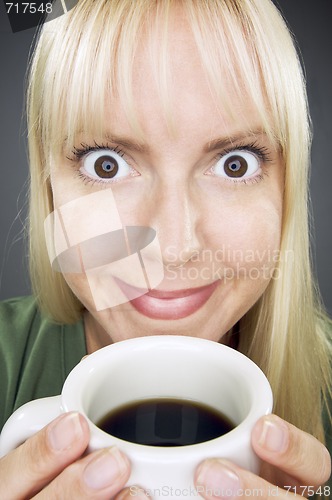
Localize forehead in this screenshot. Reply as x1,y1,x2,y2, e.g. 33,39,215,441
53,0,278,155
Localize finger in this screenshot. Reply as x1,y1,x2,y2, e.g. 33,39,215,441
35,446,131,500
195,458,302,499
251,414,331,487
0,412,89,499
115,485,150,499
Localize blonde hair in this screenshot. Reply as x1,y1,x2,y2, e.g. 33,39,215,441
27,0,331,442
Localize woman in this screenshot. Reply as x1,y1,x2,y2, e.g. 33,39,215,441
0,0,331,497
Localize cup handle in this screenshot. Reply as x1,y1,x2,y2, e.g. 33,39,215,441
0,395,62,458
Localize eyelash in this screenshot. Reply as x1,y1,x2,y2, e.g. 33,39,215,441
68,142,132,186
214,141,272,185
68,140,272,186
70,142,125,160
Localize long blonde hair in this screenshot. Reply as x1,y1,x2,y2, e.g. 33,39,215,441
27,0,331,442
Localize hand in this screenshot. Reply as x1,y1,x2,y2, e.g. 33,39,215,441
194,414,331,498
0,412,131,499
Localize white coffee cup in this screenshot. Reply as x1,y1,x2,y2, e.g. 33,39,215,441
0,335,272,498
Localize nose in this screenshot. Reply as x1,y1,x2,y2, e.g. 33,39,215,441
149,182,201,268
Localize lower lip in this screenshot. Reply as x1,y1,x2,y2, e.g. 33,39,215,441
127,281,220,320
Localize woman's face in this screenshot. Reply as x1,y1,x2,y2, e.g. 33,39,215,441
50,14,284,348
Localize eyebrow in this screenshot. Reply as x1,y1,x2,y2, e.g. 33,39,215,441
104,134,149,153
204,129,266,153
67,128,267,154
62,134,150,154
109,129,266,154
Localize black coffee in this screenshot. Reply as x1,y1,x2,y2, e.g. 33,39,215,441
96,398,235,446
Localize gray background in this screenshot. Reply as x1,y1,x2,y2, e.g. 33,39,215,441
0,1,331,314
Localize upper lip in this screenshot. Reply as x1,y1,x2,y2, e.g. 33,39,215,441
123,280,218,300
132,281,219,300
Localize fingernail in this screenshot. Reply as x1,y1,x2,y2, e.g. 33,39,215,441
257,416,289,453
196,459,240,499
83,447,129,490
48,412,83,451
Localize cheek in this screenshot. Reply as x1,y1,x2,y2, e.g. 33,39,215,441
231,205,281,251
207,199,282,274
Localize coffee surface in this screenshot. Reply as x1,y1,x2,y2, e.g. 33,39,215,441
96,398,235,446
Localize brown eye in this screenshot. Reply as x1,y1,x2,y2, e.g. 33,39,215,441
80,149,136,182
224,155,248,178
212,150,260,180
94,155,119,178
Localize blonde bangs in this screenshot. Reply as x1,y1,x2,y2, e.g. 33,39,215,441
31,0,309,163
30,0,147,165
185,0,310,151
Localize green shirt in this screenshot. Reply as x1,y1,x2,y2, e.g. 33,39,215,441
0,295,86,430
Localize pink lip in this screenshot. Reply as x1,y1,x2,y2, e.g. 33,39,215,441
118,280,220,320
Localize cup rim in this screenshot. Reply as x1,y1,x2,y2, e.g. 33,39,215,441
61,335,273,456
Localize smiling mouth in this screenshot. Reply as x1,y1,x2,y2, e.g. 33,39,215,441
116,279,220,320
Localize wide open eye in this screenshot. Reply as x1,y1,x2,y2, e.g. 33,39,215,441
213,150,260,179
80,149,134,181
